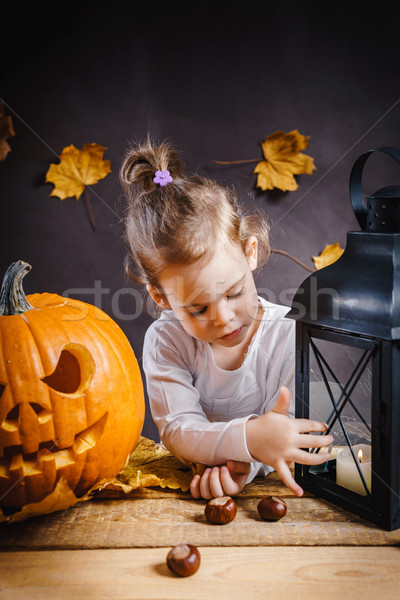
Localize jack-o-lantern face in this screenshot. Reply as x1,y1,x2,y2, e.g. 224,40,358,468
0,261,145,509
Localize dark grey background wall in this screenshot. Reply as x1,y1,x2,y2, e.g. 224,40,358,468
2,1,400,440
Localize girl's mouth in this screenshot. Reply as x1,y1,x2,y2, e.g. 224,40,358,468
219,327,242,341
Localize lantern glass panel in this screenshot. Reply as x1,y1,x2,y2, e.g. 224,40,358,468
305,330,374,497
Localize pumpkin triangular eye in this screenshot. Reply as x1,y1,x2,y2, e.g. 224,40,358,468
6,403,44,421
42,343,95,395
6,403,18,420
0,383,5,398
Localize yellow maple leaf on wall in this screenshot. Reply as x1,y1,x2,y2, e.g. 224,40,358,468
45,143,111,230
46,143,111,200
313,243,345,270
214,129,315,193
254,130,316,191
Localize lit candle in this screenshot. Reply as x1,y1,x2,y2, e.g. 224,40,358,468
336,444,372,495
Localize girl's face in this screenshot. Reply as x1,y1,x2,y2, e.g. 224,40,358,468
147,238,261,349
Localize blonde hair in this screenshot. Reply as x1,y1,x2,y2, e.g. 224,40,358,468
120,137,270,288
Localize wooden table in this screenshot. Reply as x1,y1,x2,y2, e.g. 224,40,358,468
0,472,399,599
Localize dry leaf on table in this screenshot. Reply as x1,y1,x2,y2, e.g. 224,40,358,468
45,143,111,230
102,436,206,493
253,130,316,191
313,243,345,270
0,102,15,161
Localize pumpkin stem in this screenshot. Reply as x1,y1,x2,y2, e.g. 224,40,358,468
0,261,34,315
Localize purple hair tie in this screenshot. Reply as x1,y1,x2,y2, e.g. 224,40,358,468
153,170,173,186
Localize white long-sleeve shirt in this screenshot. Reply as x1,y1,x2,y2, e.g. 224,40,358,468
143,296,295,483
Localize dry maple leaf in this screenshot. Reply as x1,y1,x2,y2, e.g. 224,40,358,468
45,143,111,230
0,102,15,161
46,143,111,200
253,130,316,191
214,129,315,193
112,436,205,493
313,243,345,270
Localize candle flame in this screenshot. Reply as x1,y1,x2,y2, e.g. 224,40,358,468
358,449,363,463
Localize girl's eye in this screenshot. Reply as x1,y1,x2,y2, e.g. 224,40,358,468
188,306,208,317
227,288,244,300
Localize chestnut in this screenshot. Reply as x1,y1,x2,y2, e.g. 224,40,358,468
205,496,237,524
257,495,287,521
166,543,201,577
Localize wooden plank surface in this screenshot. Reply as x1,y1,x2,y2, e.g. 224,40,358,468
1,492,399,549
1,547,399,600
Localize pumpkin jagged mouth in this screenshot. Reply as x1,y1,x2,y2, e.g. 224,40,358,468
0,412,107,477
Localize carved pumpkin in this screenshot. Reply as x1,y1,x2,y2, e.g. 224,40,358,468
0,261,145,508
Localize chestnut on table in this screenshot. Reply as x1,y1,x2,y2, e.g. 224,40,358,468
205,496,237,524
166,543,201,577
257,495,287,521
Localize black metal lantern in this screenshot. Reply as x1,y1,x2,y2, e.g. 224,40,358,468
287,146,400,530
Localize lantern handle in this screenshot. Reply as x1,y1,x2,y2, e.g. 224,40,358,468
349,146,400,230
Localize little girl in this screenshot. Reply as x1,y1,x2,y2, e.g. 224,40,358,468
120,138,332,500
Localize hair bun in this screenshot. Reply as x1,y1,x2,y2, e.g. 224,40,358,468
120,137,184,191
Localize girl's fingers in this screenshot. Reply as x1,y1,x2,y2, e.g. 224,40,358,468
293,449,331,465
199,468,213,499
276,460,303,497
272,386,291,416
294,419,329,433
220,465,240,496
209,466,224,498
298,433,333,448
190,474,201,499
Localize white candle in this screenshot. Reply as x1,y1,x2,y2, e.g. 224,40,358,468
336,444,372,496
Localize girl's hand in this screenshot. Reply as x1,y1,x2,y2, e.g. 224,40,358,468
246,386,333,497
190,460,250,500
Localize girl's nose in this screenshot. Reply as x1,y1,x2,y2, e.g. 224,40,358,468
213,301,234,327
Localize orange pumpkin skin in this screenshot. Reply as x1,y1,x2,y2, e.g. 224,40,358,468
0,285,145,508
